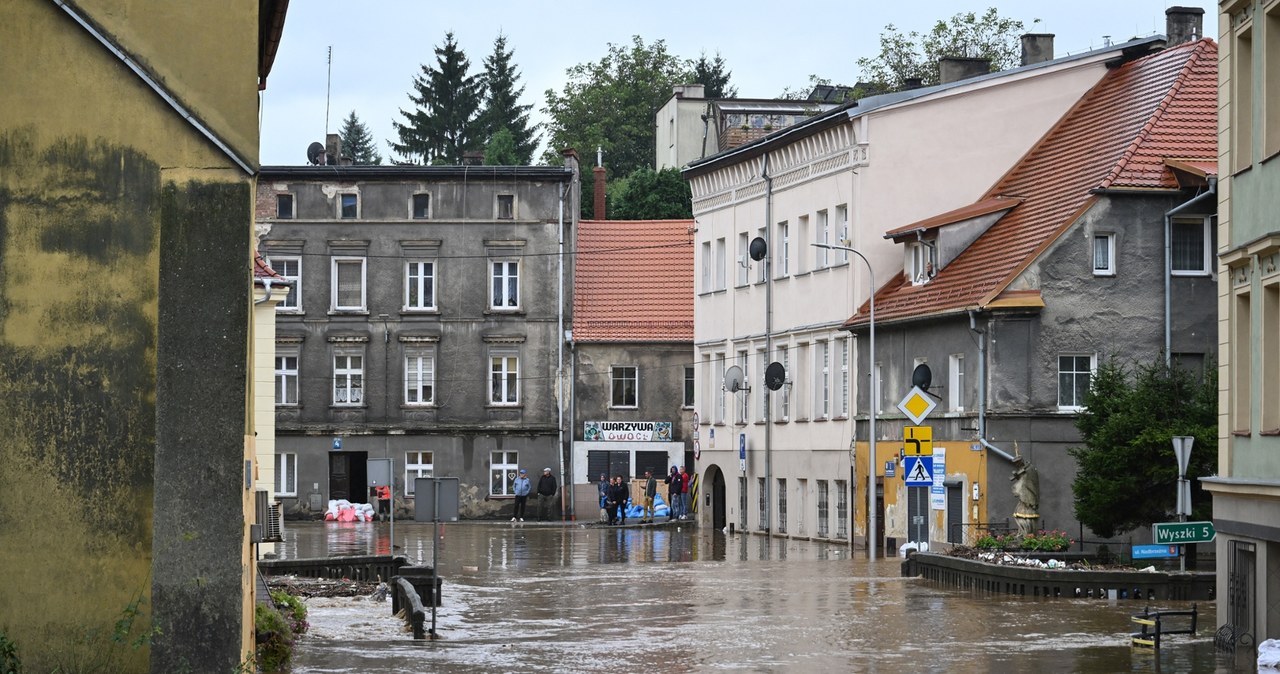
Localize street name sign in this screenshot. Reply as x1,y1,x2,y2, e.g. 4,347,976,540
1153,521,1216,545
1133,544,1179,559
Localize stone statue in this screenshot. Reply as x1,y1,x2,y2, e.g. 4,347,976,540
1010,454,1040,536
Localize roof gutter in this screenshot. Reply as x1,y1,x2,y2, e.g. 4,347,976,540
1164,175,1217,365
52,0,255,174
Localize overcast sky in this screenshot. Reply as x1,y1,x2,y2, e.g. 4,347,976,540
258,1,1218,166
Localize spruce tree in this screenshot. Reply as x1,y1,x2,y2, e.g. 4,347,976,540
338,110,382,165
478,33,540,165
692,51,737,98
391,32,484,165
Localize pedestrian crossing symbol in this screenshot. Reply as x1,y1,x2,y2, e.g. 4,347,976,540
904,456,933,486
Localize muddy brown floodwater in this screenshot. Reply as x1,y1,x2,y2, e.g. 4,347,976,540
275,520,1250,673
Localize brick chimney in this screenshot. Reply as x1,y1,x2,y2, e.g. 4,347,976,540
1166,6,1204,46
1020,34,1055,66
325,133,342,165
939,57,991,84
592,166,606,220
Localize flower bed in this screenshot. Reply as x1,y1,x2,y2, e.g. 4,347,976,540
973,529,1073,553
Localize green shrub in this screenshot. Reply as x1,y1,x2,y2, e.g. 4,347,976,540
255,602,294,673
0,629,21,674
270,590,309,637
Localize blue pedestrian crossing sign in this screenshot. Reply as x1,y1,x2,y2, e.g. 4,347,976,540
904,456,933,486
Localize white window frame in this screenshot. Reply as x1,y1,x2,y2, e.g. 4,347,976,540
1171,216,1211,275
701,241,713,293
1093,233,1116,276
715,237,727,290
756,228,767,283
714,354,726,423
490,350,519,405
331,257,367,312
737,350,749,423
274,452,297,497
777,221,790,278
611,365,638,408
1057,353,1096,411
339,192,359,219
405,260,436,311
405,351,435,406
839,338,850,417
757,349,769,422
779,346,790,421
333,350,364,406
275,352,299,406
948,354,965,412
907,242,929,285
490,260,520,310
490,450,519,496
816,340,830,419
836,205,850,264
271,255,302,312
816,210,830,268
406,451,434,495
737,232,750,287
411,193,431,219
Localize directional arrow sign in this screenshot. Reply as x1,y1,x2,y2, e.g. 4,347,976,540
1153,521,1216,545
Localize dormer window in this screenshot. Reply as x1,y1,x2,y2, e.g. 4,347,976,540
907,241,932,285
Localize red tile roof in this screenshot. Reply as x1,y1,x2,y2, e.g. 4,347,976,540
253,251,286,282
885,196,1024,240
850,39,1217,328
573,219,695,342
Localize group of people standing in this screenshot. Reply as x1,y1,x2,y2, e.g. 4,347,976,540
597,465,693,525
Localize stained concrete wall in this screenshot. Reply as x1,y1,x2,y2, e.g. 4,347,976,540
1,2,261,670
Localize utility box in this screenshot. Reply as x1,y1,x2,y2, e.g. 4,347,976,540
414,477,460,522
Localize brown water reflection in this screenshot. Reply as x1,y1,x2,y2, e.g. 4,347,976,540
279,521,1246,673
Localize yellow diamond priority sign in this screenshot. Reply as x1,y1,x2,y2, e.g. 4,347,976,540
897,386,937,425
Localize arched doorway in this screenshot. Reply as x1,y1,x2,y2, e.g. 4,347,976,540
704,464,727,530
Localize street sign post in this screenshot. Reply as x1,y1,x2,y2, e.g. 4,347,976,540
1153,521,1215,545
1133,544,1179,559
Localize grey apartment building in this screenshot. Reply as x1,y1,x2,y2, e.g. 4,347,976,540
257,161,579,519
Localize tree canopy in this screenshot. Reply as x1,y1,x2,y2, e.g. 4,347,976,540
856,8,1028,90
337,110,382,165
608,167,693,220
390,32,485,165
1069,357,1217,539
483,127,520,166
542,36,692,177
478,33,540,165
692,51,737,98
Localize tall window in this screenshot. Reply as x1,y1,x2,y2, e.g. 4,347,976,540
715,237,727,290
737,232,750,286
835,479,848,539
683,366,695,408
491,261,519,309
816,210,830,268
715,354,726,423
340,193,358,219
908,242,929,284
836,205,850,263
490,451,519,496
405,261,435,310
405,352,434,405
737,350,749,423
1058,354,1094,410
275,354,298,405
405,451,433,495
701,241,713,292
796,216,809,274
757,477,767,531
817,480,830,537
779,346,790,421
839,338,850,417
412,193,430,219
948,354,965,411
1093,233,1116,276
490,352,519,404
333,352,364,405
611,365,638,407
777,478,788,534
276,193,294,219
776,221,790,277
756,228,767,283
497,194,515,219
271,256,301,311
816,341,830,419
332,257,366,311
274,453,297,496
757,349,768,422
1171,217,1210,274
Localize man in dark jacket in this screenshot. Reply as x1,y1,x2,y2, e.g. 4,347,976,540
664,466,682,520
607,476,630,525
642,470,657,524
536,467,558,521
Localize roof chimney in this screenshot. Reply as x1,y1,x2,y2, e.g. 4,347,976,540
673,84,705,99
939,57,991,84
1020,34,1055,66
1166,6,1204,46
325,133,345,166
592,147,606,220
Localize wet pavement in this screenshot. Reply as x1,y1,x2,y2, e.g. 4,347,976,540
277,520,1250,673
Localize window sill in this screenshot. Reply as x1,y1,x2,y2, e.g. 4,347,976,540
487,403,524,409
276,309,305,316
329,309,370,316
403,404,436,409
330,404,367,409
813,417,829,423
1093,272,1115,278
1232,430,1251,437
274,493,297,499
402,308,439,315
1171,271,1212,278
774,419,790,425
484,308,525,315
1260,428,1280,436
610,406,639,410
275,403,301,408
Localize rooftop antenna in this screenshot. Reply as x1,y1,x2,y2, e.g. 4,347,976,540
324,46,333,138
596,145,602,168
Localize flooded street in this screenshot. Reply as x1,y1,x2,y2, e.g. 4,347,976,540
278,521,1244,673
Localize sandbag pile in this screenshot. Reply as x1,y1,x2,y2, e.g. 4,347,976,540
324,499,375,522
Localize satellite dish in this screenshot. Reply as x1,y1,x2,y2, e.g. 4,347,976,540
912,363,933,391
764,361,786,391
724,365,748,393
306,141,325,166
749,237,768,261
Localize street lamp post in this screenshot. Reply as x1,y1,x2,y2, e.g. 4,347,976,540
814,243,876,558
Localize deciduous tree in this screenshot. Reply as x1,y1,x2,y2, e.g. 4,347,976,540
1069,357,1216,539
608,167,692,220
856,8,1028,90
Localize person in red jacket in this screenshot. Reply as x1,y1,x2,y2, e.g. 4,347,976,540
679,466,692,520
